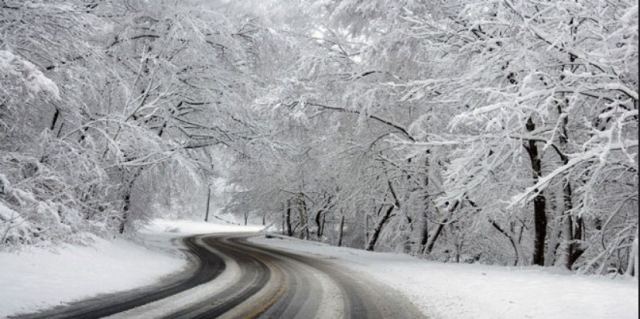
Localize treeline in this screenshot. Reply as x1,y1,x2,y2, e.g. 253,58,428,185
221,0,639,275
0,0,261,246
1,0,637,276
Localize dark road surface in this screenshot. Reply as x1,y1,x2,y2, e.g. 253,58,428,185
12,233,425,319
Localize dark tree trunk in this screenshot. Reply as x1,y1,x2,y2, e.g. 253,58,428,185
315,195,332,239
524,117,548,266
285,199,293,237
298,196,309,240
425,220,445,254
281,209,286,236
50,107,60,131
418,163,430,254
337,215,345,247
491,220,520,266
119,192,131,234
419,213,429,253
365,204,394,251
565,181,585,268
366,181,400,251
315,209,324,239
556,104,585,269
425,201,458,255
204,186,211,222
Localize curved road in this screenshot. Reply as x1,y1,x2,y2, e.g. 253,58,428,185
13,233,425,319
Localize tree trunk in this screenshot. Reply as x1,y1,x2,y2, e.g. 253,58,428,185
425,201,458,255
491,220,520,266
337,215,345,247
417,160,430,254
315,209,324,239
50,106,60,131
556,105,585,269
281,207,286,235
418,211,429,254
365,204,394,251
424,220,445,254
626,233,638,277
285,199,293,236
119,191,131,234
524,117,548,266
298,195,309,239
118,162,146,234
366,181,401,251
204,186,211,222
560,182,585,269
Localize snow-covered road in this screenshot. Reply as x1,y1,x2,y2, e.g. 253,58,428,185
252,234,639,319
12,232,423,319
0,220,261,318
2,220,636,319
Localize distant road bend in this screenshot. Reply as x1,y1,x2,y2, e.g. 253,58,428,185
14,233,424,319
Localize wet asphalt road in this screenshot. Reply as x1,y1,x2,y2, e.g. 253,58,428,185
12,233,425,319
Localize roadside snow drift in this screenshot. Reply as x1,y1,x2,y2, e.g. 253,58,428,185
0,219,263,317
0,235,185,317
253,235,639,319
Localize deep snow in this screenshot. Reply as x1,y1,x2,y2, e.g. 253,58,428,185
252,234,639,319
0,219,262,317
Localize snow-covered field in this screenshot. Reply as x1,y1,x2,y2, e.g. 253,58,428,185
252,235,639,319
0,219,261,317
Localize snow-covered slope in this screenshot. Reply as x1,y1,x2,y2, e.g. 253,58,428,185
252,235,639,319
0,219,262,317
0,235,184,317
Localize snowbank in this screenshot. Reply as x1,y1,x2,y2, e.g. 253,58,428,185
0,235,185,317
253,235,639,319
0,219,262,317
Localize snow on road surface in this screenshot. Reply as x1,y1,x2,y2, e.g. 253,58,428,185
0,219,262,318
252,234,639,319
2,217,635,319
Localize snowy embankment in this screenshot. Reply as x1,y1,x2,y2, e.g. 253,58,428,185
253,235,639,319
0,219,262,318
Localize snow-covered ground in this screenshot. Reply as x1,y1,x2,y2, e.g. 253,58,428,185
1,218,635,319
0,219,262,317
252,235,639,319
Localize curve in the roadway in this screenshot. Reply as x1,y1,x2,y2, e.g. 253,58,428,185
12,233,425,319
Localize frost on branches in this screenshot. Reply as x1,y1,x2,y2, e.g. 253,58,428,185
220,0,638,276
1,0,637,276
0,0,263,247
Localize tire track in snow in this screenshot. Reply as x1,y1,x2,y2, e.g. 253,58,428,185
15,233,425,319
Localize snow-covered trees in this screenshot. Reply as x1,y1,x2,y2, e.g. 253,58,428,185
219,0,637,275
2,0,636,275
0,0,262,246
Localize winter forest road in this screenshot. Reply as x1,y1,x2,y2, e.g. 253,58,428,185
13,233,425,319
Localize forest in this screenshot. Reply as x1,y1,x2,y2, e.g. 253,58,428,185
1,0,637,276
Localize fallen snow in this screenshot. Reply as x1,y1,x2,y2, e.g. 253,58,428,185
252,235,639,319
0,219,263,317
0,235,185,317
